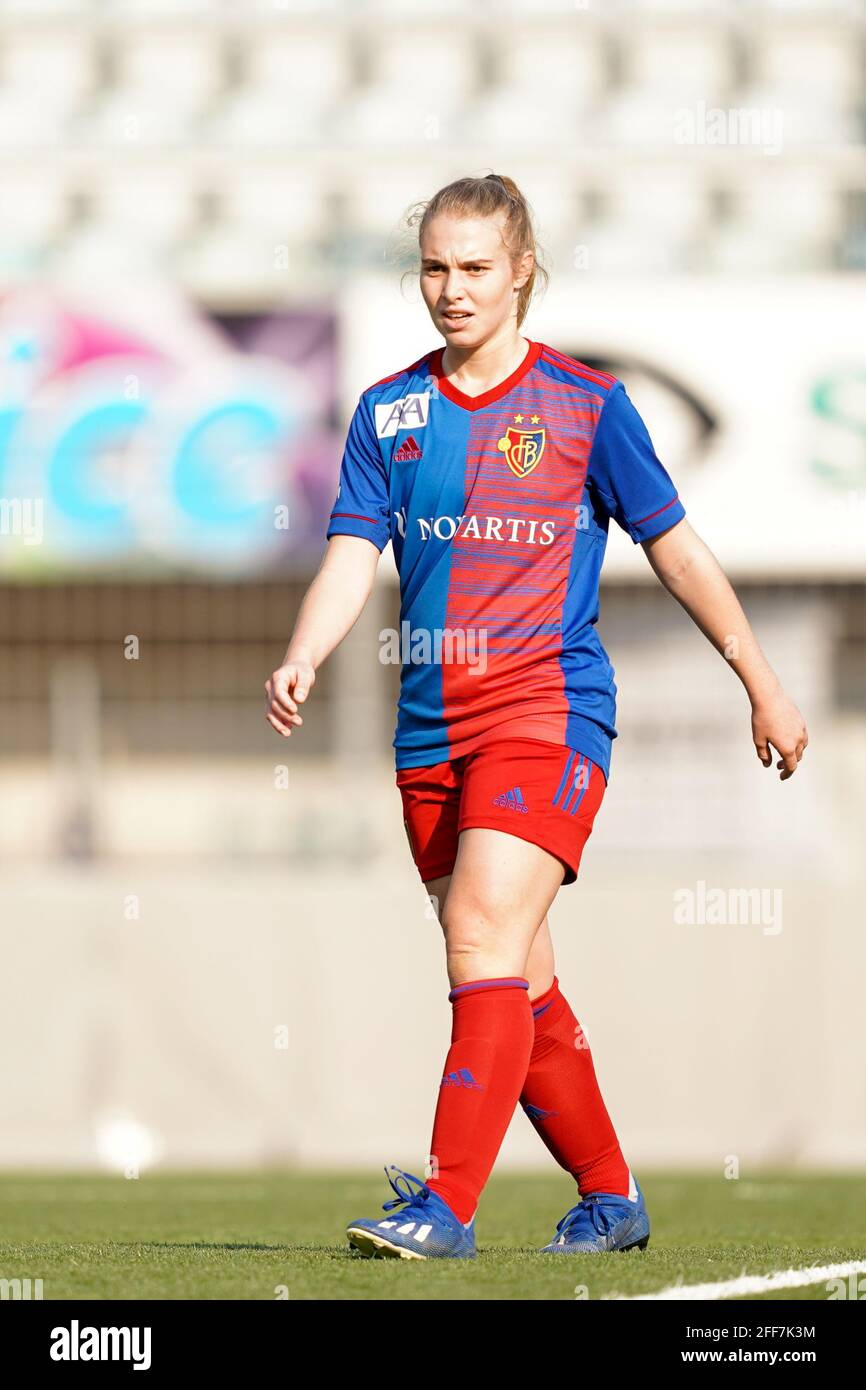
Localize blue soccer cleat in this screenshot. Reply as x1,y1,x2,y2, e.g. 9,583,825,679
347,1165,477,1260
538,1175,650,1254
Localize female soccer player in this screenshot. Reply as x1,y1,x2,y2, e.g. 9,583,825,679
264,173,808,1259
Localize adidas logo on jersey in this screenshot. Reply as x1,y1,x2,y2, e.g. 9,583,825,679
492,786,530,814
394,434,423,462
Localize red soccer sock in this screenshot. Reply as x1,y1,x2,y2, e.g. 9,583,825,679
519,975,632,1198
424,976,534,1225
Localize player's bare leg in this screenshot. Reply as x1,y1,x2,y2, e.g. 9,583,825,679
427,826,565,988
424,869,555,997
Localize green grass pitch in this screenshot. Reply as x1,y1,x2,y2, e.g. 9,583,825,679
1,1170,863,1301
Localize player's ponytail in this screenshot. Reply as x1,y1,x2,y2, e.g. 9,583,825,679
402,172,548,329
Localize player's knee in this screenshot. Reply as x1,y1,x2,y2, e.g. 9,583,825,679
445,940,519,986
442,900,513,979
441,883,510,936
442,910,487,960
441,897,496,953
444,936,487,972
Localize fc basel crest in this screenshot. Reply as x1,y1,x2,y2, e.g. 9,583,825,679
496,415,546,478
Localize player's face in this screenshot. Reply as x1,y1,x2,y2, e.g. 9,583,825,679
419,214,528,347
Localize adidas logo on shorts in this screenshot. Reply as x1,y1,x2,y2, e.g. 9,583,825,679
491,786,529,814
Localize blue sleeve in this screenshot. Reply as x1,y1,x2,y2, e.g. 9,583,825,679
587,381,685,543
326,395,390,552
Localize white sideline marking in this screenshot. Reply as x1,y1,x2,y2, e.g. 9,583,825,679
606,1260,866,1301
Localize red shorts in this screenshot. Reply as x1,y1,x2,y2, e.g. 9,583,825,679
395,738,606,888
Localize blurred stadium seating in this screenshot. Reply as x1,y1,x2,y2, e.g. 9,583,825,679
0,2,864,279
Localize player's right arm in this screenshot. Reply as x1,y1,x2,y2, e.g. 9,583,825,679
266,391,391,739
265,534,381,738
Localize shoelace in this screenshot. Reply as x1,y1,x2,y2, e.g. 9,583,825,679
557,1194,625,1241
380,1165,434,1217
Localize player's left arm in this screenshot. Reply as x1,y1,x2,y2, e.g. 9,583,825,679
641,518,808,780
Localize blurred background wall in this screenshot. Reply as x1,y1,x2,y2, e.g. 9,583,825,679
1,0,864,1175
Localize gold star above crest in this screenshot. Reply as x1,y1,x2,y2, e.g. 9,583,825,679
513,413,524,423
530,414,540,424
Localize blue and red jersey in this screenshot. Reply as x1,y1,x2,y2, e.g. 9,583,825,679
326,339,685,778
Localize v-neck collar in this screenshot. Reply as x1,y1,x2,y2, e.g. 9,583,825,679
429,338,542,412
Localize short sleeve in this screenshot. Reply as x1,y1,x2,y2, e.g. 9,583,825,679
326,396,390,552
587,381,685,544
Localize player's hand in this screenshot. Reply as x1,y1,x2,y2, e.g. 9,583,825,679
264,659,315,738
751,690,808,780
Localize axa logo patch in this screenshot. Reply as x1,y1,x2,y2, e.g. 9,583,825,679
440,1068,484,1090
497,413,545,477
375,392,430,438
394,433,423,462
